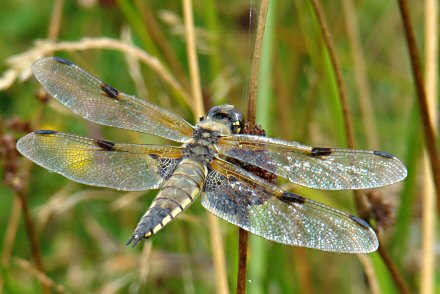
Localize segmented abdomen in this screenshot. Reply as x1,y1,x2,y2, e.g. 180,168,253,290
132,158,207,239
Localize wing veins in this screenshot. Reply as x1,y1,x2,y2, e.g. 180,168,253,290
32,57,194,142
16,131,183,191
217,135,407,190
203,158,379,253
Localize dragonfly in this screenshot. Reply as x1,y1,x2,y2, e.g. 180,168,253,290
16,57,407,253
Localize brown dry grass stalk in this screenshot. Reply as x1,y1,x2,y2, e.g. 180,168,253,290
47,0,64,42
1,197,21,266
237,1,270,294
397,0,440,218
377,241,411,294
247,0,270,125
309,0,355,148
236,228,248,294
309,0,410,292
183,0,204,118
183,1,228,293
15,170,50,294
138,0,189,88
421,0,438,293
341,0,379,149
356,254,380,294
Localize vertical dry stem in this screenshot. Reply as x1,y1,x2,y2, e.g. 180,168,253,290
48,0,64,42
309,0,355,148
237,1,270,294
309,1,410,292
247,0,270,125
421,0,438,293
183,0,204,118
397,0,440,217
236,228,248,294
341,0,379,149
183,1,229,293
377,242,411,294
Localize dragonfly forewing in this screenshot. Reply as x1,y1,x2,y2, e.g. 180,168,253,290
32,57,194,143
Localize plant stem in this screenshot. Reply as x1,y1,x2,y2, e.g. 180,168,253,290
237,1,270,294
183,1,229,293
421,0,438,293
247,0,270,126
309,1,411,292
397,0,440,218
309,0,355,148
377,237,411,294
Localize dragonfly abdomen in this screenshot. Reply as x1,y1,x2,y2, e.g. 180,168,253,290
127,159,207,246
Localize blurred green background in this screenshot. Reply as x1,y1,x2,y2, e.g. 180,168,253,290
0,0,435,293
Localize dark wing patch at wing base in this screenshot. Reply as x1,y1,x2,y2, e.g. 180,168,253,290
16,131,182,191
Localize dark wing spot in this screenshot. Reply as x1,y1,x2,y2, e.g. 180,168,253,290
149,154,159,159
350,215,374,230
94,138,116,151
373,150,394,159
53,56,73,66
280,192,306,204
311,147,334,157
100,83,119,99
34,130,58,135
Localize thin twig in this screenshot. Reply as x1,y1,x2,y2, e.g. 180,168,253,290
16,178,50,294
183,1,229,294
397,0,440,217
377,237,411,294
421,0,438,293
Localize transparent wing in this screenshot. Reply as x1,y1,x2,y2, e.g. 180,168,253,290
32,57,194,143
16,130,183,191
217,135,407,190
202,158,378,253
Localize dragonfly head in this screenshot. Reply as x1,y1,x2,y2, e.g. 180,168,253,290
206,104,244,134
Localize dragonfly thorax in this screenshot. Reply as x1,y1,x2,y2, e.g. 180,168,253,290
182,127,221,164
182,105,244,164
